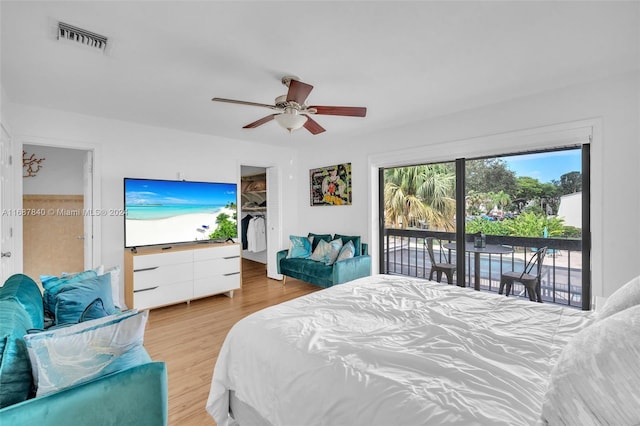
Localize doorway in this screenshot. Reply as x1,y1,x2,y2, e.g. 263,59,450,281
239,165,282,280
240,166,268,266
22,145,92,283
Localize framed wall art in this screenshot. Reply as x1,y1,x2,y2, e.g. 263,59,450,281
309,162,352,206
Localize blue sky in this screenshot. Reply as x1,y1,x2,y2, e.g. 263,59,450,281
501,149,581,183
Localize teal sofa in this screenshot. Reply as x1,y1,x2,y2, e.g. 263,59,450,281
0,274,168,426
277,233,371,288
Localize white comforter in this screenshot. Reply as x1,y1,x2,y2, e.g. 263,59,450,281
206,274,594,426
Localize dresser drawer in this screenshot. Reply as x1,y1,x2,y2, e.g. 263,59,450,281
194,256,240,279
133,261,193,290
194,244,240,261
133,249,193,270
133,280,193,310
193,272,240,298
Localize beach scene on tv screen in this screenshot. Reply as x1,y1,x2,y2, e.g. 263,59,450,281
125,179,237,247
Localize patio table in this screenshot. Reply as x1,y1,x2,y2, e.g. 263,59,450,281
443,242,514,290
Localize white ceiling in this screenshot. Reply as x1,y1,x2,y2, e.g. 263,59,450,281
1,1,638,146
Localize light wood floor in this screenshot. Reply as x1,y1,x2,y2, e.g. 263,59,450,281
144,259,320,425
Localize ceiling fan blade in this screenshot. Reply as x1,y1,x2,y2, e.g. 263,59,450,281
309,106,367,117
243,114,276,129
303,116,326,135
287,79,314,105
212,97,277,110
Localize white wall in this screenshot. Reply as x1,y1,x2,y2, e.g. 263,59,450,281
5,104,300,284
22,144,85,195
294,71,640,299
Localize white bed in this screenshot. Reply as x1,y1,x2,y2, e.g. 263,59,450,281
206,274,640,426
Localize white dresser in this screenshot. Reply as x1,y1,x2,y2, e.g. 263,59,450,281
124,243,241,310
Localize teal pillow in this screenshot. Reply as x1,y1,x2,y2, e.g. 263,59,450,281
287,235,312,259
336,240,356,262
0,301,35,408
0,274,45,408
42,270,98,318
334,234,361,256
24,310,150,397
0,274,44,329
307,233,332,251
53,273,116,325
80,299,107,322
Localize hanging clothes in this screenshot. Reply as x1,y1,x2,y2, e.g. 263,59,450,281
247,216,266,252
241,214,253,250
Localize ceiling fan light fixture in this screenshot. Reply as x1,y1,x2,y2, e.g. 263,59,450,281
274,109,307,133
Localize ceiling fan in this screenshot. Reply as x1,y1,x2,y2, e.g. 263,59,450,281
211,76,367,135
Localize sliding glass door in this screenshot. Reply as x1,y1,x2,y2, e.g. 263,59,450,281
380,145,590,309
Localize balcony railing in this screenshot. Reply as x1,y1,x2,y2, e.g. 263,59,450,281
383,228,585,309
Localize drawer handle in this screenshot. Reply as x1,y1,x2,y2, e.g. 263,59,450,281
134,266,159,272
134,286,159,293
223,256,240,259
223,272,240,276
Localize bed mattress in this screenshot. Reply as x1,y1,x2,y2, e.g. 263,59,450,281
207,274,594,425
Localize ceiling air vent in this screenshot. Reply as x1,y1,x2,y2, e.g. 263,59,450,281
57,22,107,51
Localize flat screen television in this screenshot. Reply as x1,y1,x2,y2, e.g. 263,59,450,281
124,178,238,248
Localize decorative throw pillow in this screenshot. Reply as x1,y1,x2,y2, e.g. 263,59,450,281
334,234,361,257
0,274,44,408
53,273,116,325
42,270,99,318
310,238,343,265
309,239,330,262
335,240,356,262
597,275,640,321
24,310,150,397
89,265,124,309
325,238,344,265
307,233,332,251
287,235,312,259
105,265,123,309
540,304,640,425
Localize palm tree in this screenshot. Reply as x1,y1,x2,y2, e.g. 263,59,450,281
384,165,456,231
491,190,511,210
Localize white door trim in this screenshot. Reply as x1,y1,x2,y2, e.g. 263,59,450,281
15,135,102,271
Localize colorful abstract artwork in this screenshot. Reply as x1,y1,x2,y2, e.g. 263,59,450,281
309,163,352,206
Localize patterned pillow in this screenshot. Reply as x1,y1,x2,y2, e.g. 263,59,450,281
287,235,312,259
335,240,356,262
325,239,344,265
309,239,330,263
597,275,640,320
540,304,640,425
24,310,150,397
309,238,343,265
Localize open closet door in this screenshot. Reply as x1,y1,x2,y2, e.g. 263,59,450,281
266,166,282,280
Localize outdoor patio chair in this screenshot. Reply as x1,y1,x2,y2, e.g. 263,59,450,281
425,237,456,284
499,246,548,302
